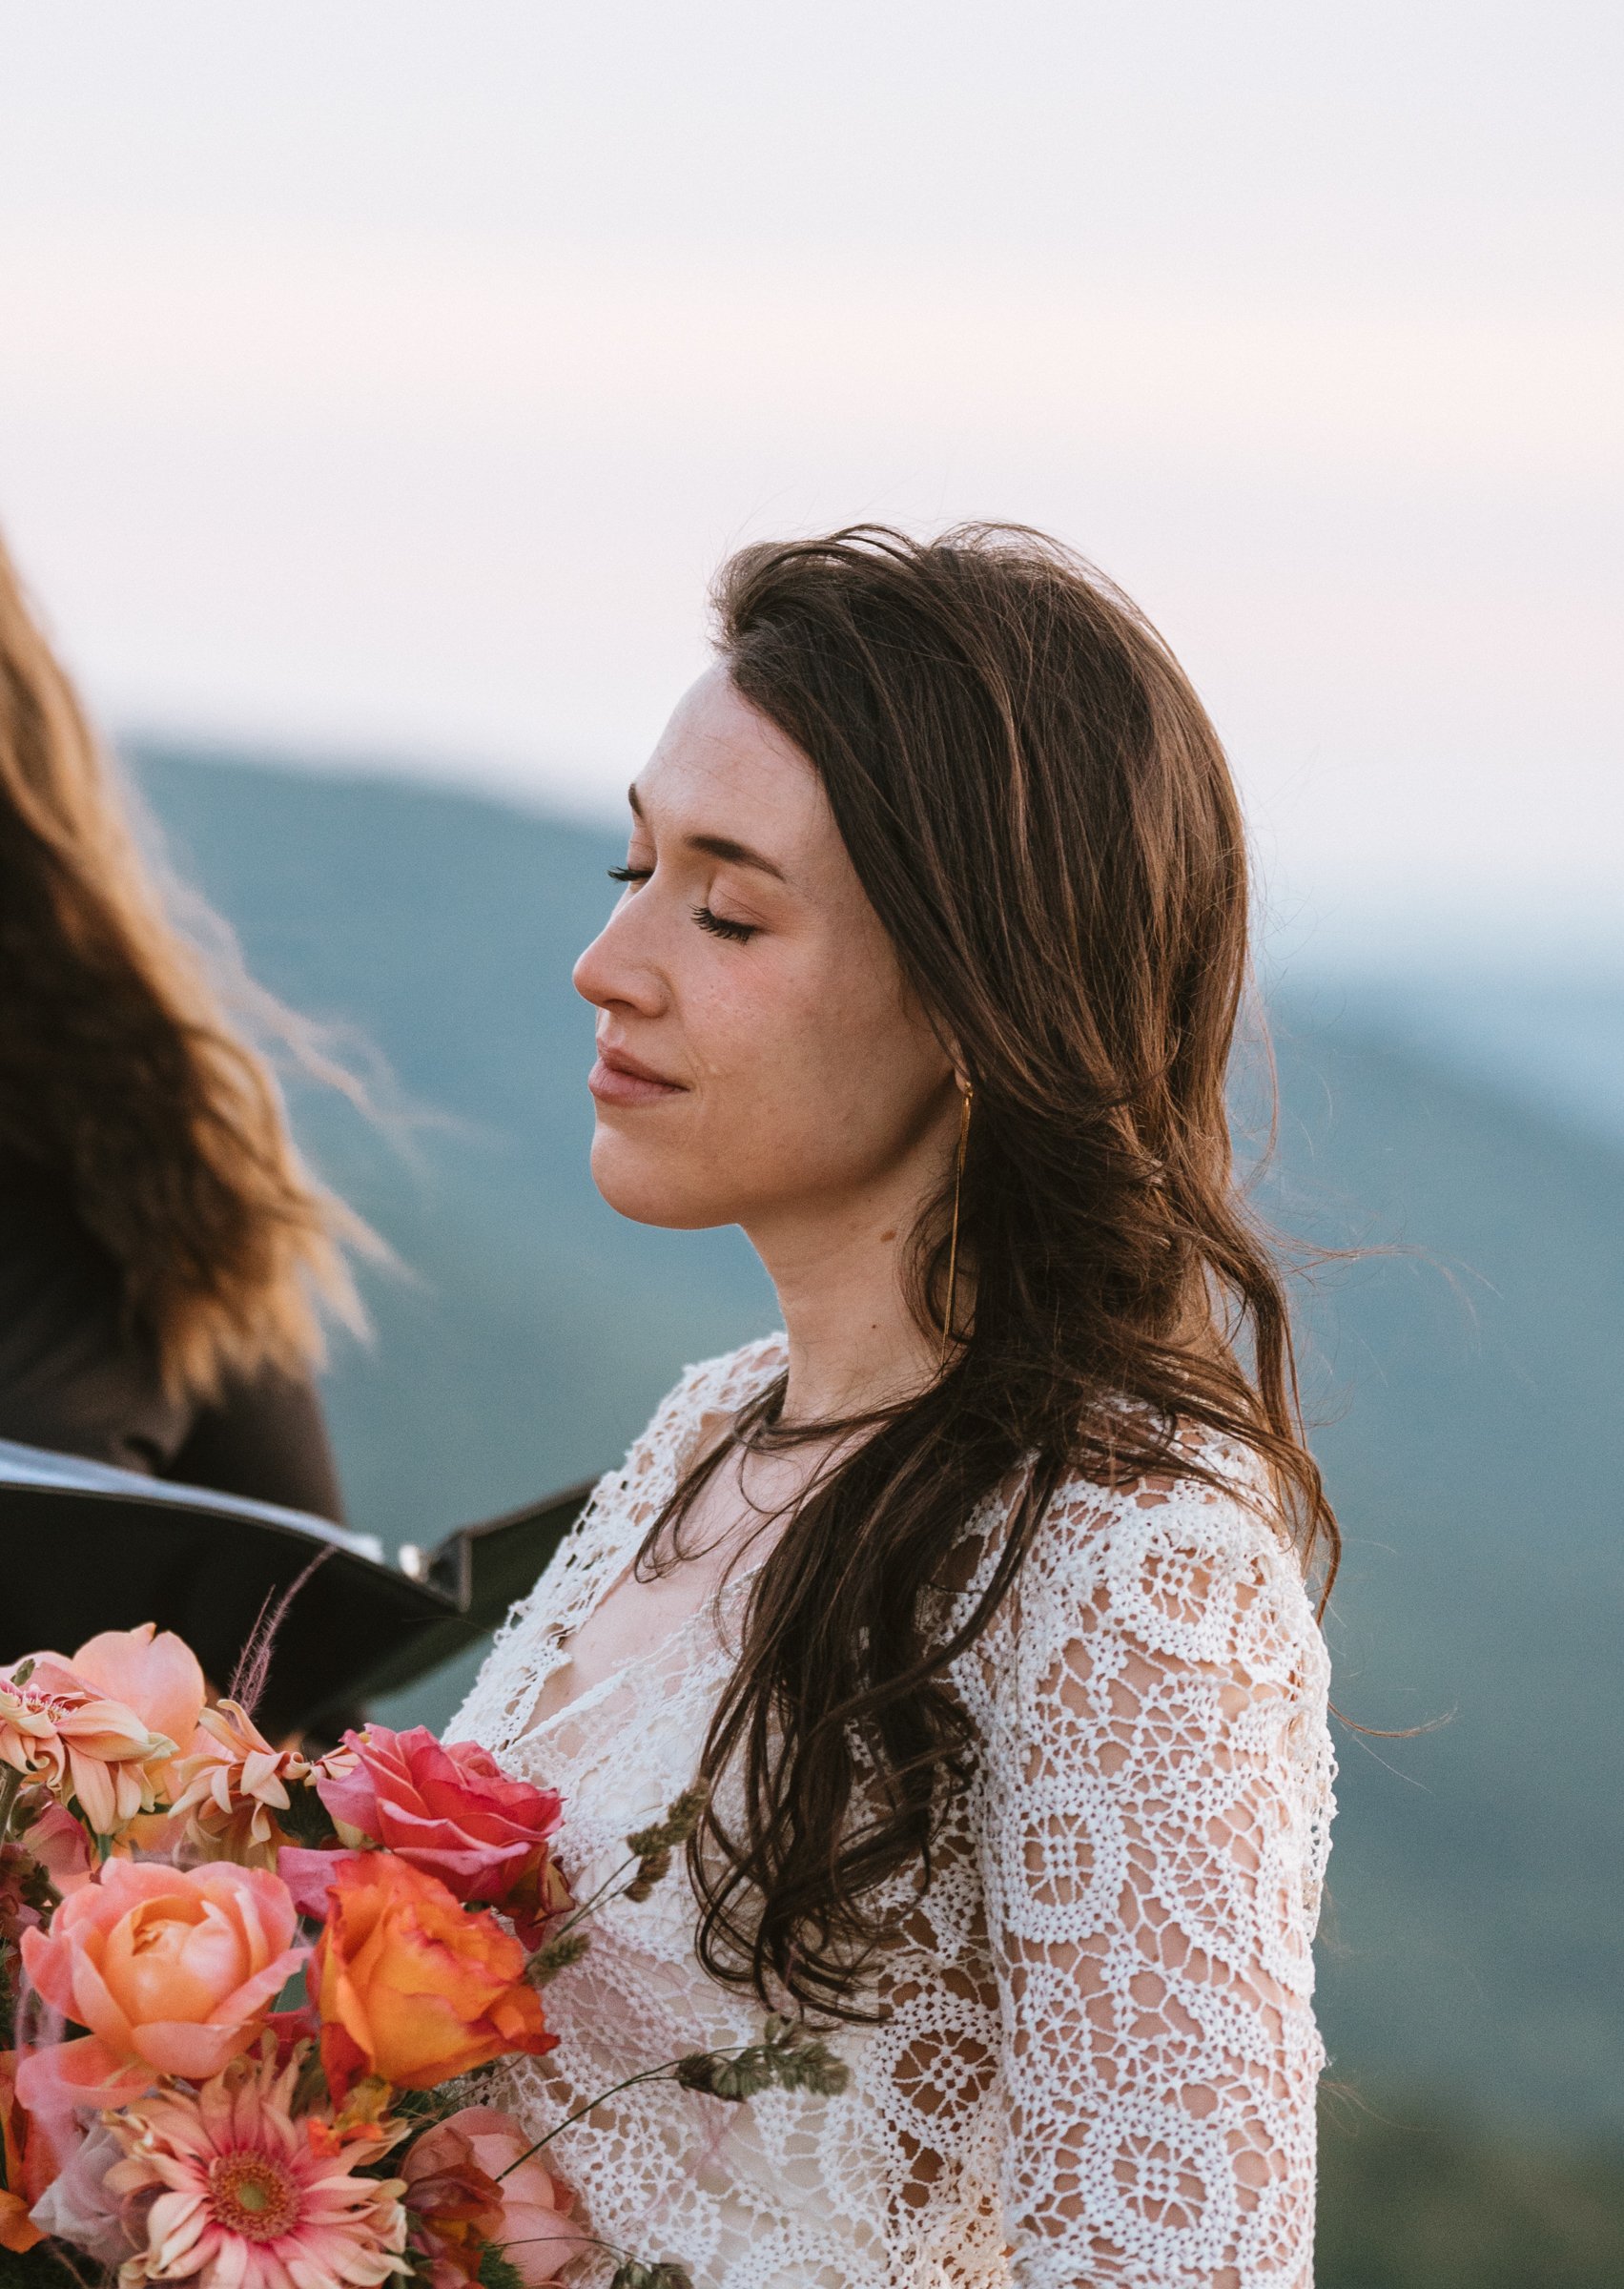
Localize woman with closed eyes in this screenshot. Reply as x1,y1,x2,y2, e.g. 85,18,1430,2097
454,525,1337,2288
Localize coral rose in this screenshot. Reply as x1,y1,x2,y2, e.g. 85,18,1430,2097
310,1726,565,1941
400,2115,503,2289
404,2108,591,2289
311,1854,555,2101
16,1859,306,2109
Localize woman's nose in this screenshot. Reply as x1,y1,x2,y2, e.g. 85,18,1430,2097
572,900,665,1016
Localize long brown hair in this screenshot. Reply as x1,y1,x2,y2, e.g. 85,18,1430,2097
0,529,364,1400
658,524,1337,2017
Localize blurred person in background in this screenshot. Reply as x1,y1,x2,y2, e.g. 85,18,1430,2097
455,526,1338,2286
0,527,362,1519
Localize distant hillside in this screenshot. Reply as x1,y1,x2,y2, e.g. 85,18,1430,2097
130,743,1624,2148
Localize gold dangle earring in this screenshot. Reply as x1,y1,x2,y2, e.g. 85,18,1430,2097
939,1081,974,1371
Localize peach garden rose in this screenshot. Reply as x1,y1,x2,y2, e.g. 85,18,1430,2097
16,1859,306,2108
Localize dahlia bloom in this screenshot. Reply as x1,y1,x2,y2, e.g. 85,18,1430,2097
105,2050,408,2289
168,1702,319,1867
0,1656,175,1838
71,1625,207,1798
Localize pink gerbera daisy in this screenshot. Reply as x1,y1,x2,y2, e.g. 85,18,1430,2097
104,2051,407,2289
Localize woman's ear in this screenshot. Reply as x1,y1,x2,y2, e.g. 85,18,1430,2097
928,1015,969,1096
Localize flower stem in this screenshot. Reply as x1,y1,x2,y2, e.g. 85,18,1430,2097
495,2064,674,2177
494,2027,779,2181
0,1767,21,1843
536,1850,641,1950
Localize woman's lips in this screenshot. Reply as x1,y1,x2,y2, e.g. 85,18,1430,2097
588,1047,686,1106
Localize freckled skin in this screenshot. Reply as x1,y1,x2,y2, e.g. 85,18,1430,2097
573,665,957,1247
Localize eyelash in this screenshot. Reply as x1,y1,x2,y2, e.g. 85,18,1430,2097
605,866,759,944
692,905,757,943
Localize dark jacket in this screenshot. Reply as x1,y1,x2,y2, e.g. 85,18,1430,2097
0,1152,345,1520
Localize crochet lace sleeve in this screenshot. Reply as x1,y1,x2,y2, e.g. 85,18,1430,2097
969,1467,1334,2288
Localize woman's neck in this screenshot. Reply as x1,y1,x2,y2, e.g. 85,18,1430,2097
746,1178,941,1426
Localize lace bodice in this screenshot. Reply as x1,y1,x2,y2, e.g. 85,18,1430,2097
452,1337,1335,2288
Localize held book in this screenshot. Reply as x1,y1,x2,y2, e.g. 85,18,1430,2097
0,1439,593,1741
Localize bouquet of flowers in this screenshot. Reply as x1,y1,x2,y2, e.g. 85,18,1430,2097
0,1625,842,2289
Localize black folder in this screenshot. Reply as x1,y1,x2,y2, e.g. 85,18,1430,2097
0,1440,594,1742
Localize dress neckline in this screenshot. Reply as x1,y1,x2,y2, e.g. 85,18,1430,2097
518,1548,769,1744
516,1337,790,1746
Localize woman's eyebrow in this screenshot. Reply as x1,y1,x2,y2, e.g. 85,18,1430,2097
686,831,789,882
627,785,789,883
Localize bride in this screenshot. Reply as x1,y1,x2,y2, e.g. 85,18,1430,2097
453,526,1336,2288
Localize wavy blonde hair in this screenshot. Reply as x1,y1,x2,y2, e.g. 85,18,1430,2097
0,530,365,1400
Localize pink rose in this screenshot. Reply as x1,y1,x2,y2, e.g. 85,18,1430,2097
304,1726,565,1941
16,1858,306,2108
404,2107,591,2289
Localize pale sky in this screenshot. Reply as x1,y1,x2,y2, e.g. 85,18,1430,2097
1,0,1618,971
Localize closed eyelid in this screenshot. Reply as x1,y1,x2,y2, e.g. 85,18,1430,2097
693,902,758,943
605,861,763,940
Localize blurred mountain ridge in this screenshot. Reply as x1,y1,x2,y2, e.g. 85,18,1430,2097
127,742,1623,2155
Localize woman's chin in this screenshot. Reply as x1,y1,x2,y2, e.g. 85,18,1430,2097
588,1132,734,1231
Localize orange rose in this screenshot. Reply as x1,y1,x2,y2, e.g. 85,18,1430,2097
312,1853,555,2101
16,1859,306,2109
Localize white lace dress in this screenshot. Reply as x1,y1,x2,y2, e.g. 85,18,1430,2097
452,1336,1335,2289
